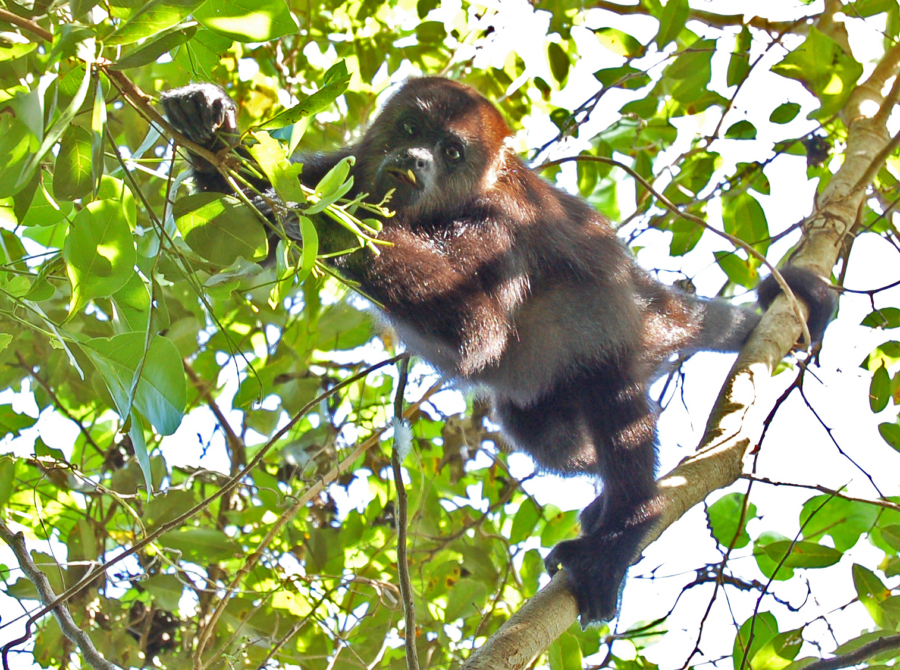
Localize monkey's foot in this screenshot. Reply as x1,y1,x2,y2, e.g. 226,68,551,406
544,533,633,626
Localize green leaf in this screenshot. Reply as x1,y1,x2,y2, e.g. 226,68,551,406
870,364,891,412
725,120,757,139
143,574,185,611
20,181,73,228
707,493,756,549
771,27,863,119
510,498,541,545
853,563,895,628
547,42,569,84
91,75,106,191
878,421,900,452
172,28,231,79
593,65,651,90
444,578,488,621
195,0,299,42
761,540,842,569
106,0,205,46
0,405,36,439
862,307,900,329
16,59,93,193
294,215,318,283
862,341,900,370
595,28,644,58
111,272,151,333
548,631,583,670
881,525,900,551
723,192,770,253
0,32,37,61
655,0,689,48
0,116,39,198
306,156,356,214
159,528,239,562
310,303,372,351
751,628,804,670
669,218,703,256
770,102,802,124
54,126,93,201
0,457,18,509
852,0,899,18
110,24,198,70
541,509,580,547
63,199,137,316
714,252,758,288
734,612,780,670
727,26,751,87
257,62,351,130
755,532,795,580
82,333,186,437
800,496,877,552
173,192,268,265
246,131,306,203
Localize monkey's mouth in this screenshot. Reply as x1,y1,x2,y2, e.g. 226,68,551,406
386,167,421,189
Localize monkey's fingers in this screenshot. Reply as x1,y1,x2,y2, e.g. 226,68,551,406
160,84,238,148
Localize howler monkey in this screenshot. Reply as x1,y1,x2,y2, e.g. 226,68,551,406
161,78,836,625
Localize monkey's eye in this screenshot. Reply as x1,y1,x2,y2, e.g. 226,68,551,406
443,143,463,163
400,119,418,136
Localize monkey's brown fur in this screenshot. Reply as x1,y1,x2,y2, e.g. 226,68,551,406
162,78,835,624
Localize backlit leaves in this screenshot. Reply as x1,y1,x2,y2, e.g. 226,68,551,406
63,199,137,316
772,27,863,119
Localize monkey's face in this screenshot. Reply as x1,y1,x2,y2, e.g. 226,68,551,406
358,78,512,223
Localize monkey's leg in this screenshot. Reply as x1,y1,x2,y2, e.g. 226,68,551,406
544,378,661,625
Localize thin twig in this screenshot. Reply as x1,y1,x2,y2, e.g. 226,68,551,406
391,359,420,670
194,497,307,668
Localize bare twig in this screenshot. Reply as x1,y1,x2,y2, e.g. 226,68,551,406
390,358,420,670
741,475,900,513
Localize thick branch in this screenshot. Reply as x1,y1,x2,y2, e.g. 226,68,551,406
462,16,900,670
800,633,900,670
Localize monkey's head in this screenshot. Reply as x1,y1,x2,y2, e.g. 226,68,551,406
357,78,514,221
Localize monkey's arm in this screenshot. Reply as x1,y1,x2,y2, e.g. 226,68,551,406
160,84,356,195
350,225,517,376
161,84,368,262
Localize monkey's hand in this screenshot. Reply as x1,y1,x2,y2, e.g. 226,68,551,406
757,266,837,345
545,516,655,626
160,84,240,176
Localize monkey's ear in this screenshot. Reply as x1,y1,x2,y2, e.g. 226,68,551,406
757,266,837,343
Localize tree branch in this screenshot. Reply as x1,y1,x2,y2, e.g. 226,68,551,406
461,13,900,670
0,522,122,670
589,1,807,35
800,633,900,670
